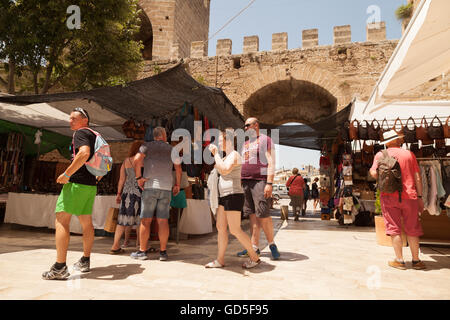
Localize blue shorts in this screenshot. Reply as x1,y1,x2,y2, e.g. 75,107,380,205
141,189,172,219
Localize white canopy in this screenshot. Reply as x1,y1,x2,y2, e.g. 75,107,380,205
0,97,128,141
363,0,450,115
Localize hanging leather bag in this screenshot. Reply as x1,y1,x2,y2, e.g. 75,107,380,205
362,141,374,167
444,116,450,138
392,117,404,137
416,117,433,145
122,119,136,139
379,118,390,142
349,120,359,141
428,116,444,139
358,120,370,140
409,143,422,158
368,120,380,141
341,120,351,142
403,117,417,143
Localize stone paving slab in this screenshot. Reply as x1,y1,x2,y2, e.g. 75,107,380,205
0,204,449,300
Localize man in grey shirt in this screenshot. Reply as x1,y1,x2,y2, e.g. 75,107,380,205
131,127,181,261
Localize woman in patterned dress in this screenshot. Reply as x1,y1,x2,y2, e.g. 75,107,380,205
110,141,143,254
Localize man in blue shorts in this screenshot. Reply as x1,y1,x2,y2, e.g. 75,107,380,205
131,127,181,261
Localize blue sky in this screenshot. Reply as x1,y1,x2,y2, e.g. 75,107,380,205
208,0,406,169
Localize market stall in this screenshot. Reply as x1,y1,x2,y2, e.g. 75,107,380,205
328,0,450,243
0,63,244,237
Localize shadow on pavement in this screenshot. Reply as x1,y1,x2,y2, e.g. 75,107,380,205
78,263,145,280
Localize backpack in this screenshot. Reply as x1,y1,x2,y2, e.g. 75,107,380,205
377,150,402,202
73,128,113,177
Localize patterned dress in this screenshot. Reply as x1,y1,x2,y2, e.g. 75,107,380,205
118,167,141,226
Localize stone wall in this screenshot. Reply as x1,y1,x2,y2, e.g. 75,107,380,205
138,0,210,60
141,24,399,125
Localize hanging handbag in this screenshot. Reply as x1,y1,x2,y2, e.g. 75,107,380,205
444,116,450,138
428,116,444,139
134,121,147,140
358,120,370,140
416,117,433,145
353,140,362,172
409,143,422,158
403,117,417,143
435,138,446,149
392,117,404,136
319,145,331,170
341,120,351,142
368,120,380,141
362,141,374,167
122,119,136,139
379,118,389,141
349,120,359,141
421,145,435,157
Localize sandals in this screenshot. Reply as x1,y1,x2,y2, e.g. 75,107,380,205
109,248,125,255
205,260,225,268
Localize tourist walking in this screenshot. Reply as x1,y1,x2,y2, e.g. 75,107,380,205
286,168,305,221
312,177,320,210
206,130,261,269
238,117,280,260
369,129,426,270
42,107,97,280
110,140,143,254
131,127,181,261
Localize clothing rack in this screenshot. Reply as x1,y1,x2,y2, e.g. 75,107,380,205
416,157,449,161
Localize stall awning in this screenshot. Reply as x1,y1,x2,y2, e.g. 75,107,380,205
261,103,352,151
0,63,244,131
364,0,450,114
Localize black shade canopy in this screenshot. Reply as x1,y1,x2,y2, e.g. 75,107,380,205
0,63,245,130
260,102,352,150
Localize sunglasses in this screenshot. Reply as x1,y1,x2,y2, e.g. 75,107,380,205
244,122,255,128
74,107,89,120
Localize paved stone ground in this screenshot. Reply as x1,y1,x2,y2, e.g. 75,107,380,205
0,199,449,300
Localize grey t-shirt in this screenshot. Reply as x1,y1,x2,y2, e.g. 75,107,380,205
139,140,176,191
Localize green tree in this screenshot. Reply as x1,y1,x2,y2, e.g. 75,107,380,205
0,0,143,94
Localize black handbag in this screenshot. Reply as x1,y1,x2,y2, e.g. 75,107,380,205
358,120,370,140
403,117,417,143
428,116,444,139
368,120,380,141
341,121,350,142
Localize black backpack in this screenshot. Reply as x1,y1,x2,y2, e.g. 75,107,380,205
377,150,403,202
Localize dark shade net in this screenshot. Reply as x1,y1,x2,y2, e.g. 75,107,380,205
0,63,245,130
260,102,352,150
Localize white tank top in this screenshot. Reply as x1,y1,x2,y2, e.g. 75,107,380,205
218,151,244,197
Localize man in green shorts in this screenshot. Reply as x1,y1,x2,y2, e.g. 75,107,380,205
42,107,97,280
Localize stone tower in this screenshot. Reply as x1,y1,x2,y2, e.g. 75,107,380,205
137,0,211,61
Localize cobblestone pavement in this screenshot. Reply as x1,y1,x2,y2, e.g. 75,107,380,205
0,199,449,300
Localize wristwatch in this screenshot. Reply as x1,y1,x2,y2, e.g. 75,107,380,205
266,182,273,185
135,176,142,181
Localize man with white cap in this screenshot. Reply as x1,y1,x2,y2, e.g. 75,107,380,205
369,129,426,270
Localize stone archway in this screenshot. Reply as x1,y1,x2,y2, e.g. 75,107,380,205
241,63,351,125
136,5,153,60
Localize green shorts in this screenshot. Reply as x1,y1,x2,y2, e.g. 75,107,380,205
55,183,97,216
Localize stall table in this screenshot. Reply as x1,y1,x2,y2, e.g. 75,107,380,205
178,199,213,235
5,192,117,234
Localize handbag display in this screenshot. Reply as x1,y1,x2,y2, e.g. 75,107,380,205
421,145,435,157
349,120,359,141
416,117,434,145
403,117,417,143
358,120,370,140
134,121,147,140
368,120,380,141
444,116,450,139
428,116,444,139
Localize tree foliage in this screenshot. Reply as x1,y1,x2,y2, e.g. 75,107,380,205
0,0,144,94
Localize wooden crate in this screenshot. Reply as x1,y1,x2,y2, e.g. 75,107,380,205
374,215,407,247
